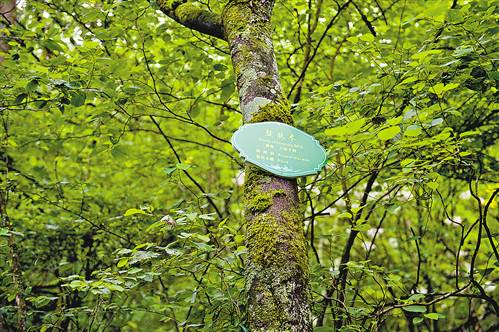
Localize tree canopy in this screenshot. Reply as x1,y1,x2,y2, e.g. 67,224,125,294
0,0,497,331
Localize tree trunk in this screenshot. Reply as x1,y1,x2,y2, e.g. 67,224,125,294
223,1,312,331
157,0,312,329
0,0,16,62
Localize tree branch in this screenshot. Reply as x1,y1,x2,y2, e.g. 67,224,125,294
149,115,224,219
157,1,225,40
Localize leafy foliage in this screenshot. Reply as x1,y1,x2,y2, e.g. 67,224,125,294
0,0,497,331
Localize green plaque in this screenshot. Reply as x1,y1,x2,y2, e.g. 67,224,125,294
231,122,327,178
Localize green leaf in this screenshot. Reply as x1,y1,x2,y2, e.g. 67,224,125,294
360,34,375,42
117,258,128,268
199,213,215,220
336,211,352,219
194,234,210,242
7,293,16,302
347,36,359,43
400,76,418,85
405,125,422,137
235,246,248,256
430,118,444,127
408,293,425,301
26,79,39,92
123,86,141,94
42,39,64,52
314,327,334,332
378,126,400,140
213,63,227,71
325,118,365,136
413,317,424,324
427,182,438,190
401,158,416,167
129,251,160,264
352,223,371,232
127,268,143,274
460,130,480,137
164,166,177,175
83,40,100,49
69,280,87,289
176,163,191,170
403,305,427,313
70,92,86,107
124,208,148,217
387,116,403,125
108,284,125,292
221,79,235,100
15,93,28,104
424,313,439,320
412,49,442,59
189,104,201,118
430,83,459,98
453,46,474,57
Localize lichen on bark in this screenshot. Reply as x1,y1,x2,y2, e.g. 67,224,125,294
222,1,283,122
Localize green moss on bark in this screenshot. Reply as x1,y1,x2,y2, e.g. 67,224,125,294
248,189,286,213
249,100,293,124
244,165,267,195
157,0,225,39
175,4,201,21
249,194,272,213
156,0,181,9
222,2,272,41
223,1,312,330
246,211,307,271
250,190,286,213
242,163,311,330
245,204,310,330
248,282,283,331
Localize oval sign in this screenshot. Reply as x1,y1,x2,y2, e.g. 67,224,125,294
231,122,327,178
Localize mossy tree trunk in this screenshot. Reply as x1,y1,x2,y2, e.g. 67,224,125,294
158,1,312,330
223,2,312,331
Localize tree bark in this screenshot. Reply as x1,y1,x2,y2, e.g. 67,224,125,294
157,0,225,40
157,1,312,330
223,1,312,331
0,0,16,62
